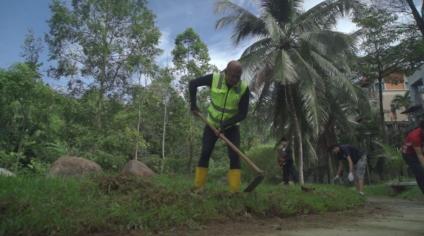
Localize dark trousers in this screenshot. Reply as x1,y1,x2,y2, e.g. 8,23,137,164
198,125,240,169
402,153,424,194
282,160,298,184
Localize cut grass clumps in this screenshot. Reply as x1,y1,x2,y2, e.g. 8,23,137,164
0,174,364,235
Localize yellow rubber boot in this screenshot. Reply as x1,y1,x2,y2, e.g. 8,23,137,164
194,167,208,190
227,169,241,193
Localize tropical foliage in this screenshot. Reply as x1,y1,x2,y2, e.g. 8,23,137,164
215,0,369,184
1,0,423,184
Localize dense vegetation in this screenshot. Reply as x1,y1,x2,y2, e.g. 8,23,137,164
1,0,424,234
2,0,423,182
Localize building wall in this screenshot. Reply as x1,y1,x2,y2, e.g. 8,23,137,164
363,72,409,122
407,65,424,106
382,72,408,122
382,91,409,122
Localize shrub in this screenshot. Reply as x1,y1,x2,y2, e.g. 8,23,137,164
0,151,22,172
243,144,281,183
86,150,127,171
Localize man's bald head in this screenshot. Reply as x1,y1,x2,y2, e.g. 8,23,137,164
225,60,242,87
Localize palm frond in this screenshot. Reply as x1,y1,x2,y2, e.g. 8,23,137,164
241,38,273,58
260,0,303,24
294,0,362,33
215,0,267,44
297,43,358,105
270,84,291,133
251,62,274,96
273,49,298,84
312,52,358,103
299,30,354,60
374,141,402,160
330,101,358,137
309,51,350,77
300,80,323,137
290,49,321,80
240,43,276,90
240,38,274,73
262,11,287,43
304,134,318,161
354,85,371,115
291,49,329,137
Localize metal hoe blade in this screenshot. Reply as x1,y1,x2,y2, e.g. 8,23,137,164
243,175,264,192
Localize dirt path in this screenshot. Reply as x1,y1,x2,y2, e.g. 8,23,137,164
182,197,424,236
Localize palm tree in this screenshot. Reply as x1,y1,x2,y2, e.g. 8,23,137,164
391,91,410,112
391,91,410,127
215,0,367,185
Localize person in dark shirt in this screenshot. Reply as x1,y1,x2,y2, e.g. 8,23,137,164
276,137,298,185
401,121,424,194
189,60,249,193
329,144,367,195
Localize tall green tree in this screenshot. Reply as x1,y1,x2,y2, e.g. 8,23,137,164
172,27,213,97
21,29,43,73
0,64,67,168
46,0,161,129
370,0,424,38
171,28,215,171
215,0,366,184
354,8,400,141
355,7,424,141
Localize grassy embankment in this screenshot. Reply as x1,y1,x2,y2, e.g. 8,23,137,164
0,174,365,235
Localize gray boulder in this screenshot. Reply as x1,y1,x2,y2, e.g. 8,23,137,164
121,159,155,178
49,156,102,177
0,168,15,177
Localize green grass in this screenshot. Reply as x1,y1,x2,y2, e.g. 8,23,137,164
0,174,365,236
366,184,424,201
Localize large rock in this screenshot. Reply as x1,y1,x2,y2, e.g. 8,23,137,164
0,168,15,177
121,160,155,178
49,156,102,177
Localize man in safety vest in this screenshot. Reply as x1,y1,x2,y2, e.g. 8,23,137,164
189,60,249,192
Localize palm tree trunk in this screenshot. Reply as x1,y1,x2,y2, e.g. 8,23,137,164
295,115,305,185
286,85,304,185
291,137,296,163
323,118,336,183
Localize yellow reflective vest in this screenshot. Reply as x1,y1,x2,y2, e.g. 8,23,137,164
207,72,248,128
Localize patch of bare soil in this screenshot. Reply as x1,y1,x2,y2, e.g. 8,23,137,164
165,197,423,236
87,197,424,236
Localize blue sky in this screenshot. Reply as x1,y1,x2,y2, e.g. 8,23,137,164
0,0,360,89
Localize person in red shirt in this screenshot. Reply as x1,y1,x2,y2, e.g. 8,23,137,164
402,121,424,194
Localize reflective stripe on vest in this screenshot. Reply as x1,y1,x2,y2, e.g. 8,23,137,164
207,72,247,128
